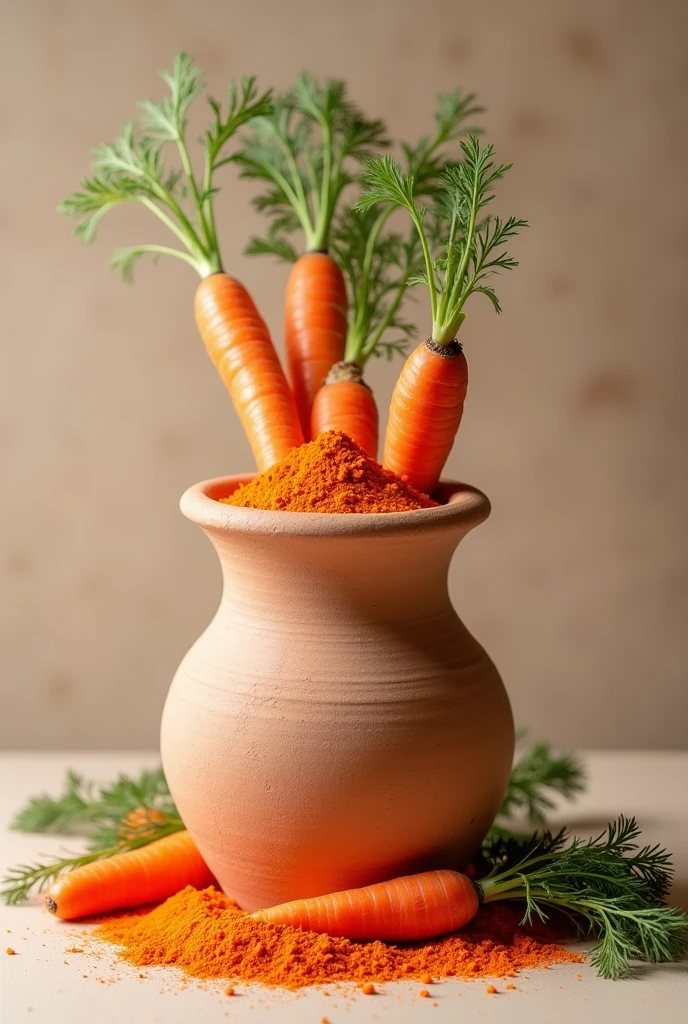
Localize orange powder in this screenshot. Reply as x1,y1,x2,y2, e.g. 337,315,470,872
95,887,582,989
222,431,437,513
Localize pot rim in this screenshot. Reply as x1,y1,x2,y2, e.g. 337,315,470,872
180,474,491,537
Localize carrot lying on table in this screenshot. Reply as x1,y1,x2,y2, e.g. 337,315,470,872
253,818,688,981
46,831,213,921
254,869,477,940
252,819,688,978
60,53,303,472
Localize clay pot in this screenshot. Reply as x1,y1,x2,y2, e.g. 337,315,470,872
161,477,514,912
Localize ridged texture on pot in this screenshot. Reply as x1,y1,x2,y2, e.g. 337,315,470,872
161,480,514,912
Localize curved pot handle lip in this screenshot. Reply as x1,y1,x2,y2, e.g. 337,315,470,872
179,475,491,538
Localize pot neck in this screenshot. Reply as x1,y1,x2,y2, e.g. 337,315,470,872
181,477,490,625
221,530,461,619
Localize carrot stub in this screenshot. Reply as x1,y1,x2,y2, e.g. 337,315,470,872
311,362,379,459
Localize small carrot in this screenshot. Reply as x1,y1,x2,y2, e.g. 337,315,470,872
254,870,478,940
239,75,388,438
311,362,379,458
357,139,526,493
60,54,303,471
46,831,214,921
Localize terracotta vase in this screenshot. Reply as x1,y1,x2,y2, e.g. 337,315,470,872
160,477,514,912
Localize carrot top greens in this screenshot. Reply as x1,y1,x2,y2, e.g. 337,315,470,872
489,739,586,838
238,75,388,256
480,817,687,980
329,91,484,366
357,135,527,344
60,53,272,280
330,206,419,365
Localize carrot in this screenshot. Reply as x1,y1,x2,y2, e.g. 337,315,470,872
196,274,304,470
253,869,479,940
45,831,214,921
310,95,482,458
383,340,468,496
238,75,388,440
357,139,526,493
285,252,348,436
311,362,379,458
60,55,303,471
262,819,688,980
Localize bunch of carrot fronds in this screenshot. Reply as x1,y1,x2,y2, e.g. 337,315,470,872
61,53,525,494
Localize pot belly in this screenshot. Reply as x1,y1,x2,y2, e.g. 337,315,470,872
161,620,513,911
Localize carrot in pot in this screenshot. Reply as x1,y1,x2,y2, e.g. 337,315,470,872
60,54,303,471
311,92,483,457
311,362,379,459
46,830,214,921
195,274,304,471
285,252,348,437
238,76,389,437
382,340,468,497
357,138,527,493
309,202,418,457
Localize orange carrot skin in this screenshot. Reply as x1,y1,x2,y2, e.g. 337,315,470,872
311,379,379,459
285,253,348,439
383,340,468,495
195,273,304,472
46,831,214,921
253,869,479,940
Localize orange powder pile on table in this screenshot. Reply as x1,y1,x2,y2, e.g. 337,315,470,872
95,886,582,989
222,431,438,513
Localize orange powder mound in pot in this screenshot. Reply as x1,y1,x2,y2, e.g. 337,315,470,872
95,886,583,989
221,431,438,513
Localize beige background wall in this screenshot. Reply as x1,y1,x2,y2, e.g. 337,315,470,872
1,0,687,751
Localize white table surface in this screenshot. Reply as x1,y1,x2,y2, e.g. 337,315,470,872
0,751,686,1024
